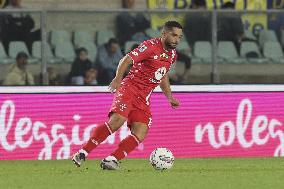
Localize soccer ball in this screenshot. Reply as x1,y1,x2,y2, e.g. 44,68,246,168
149,148,174,170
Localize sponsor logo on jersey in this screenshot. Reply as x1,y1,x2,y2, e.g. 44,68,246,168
154,67,167,80
139,45,147,52
160,53,169,59
149,78,161,84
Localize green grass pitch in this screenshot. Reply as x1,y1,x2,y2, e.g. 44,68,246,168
1,158,284,189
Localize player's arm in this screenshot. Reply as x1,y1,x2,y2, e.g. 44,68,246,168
160,74,180,109
108,55,133,93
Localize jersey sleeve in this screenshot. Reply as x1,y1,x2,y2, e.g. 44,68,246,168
127,41,153,63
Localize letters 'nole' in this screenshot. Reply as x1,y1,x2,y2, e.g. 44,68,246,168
195,98,284,156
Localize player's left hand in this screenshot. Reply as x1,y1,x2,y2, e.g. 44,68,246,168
169,98,180,109
108,77,121,93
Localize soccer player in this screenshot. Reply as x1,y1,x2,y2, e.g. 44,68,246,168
72,21,182,170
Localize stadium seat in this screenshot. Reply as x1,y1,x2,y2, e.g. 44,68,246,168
217,41,244,64
0,42,13,64
263,41,284,63
244,30,257,41
96,30,115,46
258,30,278,48
77,42,97,62
124,41,139,54
193,41,212,63
145,28,160,38
32,41,61,64
240,41,267,63
54,42,75,63
8,41,38,63
50,30,71,48
74,30,95,47
281,30,284,47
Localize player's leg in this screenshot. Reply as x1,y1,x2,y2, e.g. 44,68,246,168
72,113,126,167
112,122,148,159
72,85,133,167
101,122,149,170
101,110,151,170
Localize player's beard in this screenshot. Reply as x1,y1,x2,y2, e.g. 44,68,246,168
165,40,177,49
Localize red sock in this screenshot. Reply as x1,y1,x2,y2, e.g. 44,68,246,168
111,134,140,160
83,122,113,153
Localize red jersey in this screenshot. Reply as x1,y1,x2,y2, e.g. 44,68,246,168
110,38,177,124
124,38,177,102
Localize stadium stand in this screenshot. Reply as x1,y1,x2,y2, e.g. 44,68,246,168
124,41,139,54
240,41,268,64
217,41,244,64
258,30,278,49
73,30,95,47
50,30,71,48
263,41,284,63
1,0,284,84
9,41,38,64
193,41,212,64
32,41,61,64
0,42,13,64
54,42,75,63
96,30,115,47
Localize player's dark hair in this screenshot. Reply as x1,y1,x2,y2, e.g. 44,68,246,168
163,21,183,31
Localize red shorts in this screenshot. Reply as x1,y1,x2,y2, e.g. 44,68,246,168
109,86,152,128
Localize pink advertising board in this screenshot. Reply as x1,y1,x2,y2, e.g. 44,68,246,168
1,88,284,160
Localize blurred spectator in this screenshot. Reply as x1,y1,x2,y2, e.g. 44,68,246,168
116,0,150,46
184,0,211,47
1,0,40,53
84,68,98,85
47,67,60,85
218,2,244,53
269,6,284,41
96,38,123,84
0,0,9,41
3,51,34,85
69,47,94,85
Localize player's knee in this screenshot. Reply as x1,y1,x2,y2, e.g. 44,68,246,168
131,129,148,142
135,134,145,142
108,113,126,131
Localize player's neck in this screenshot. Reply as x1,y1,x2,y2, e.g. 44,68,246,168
160,38,169,52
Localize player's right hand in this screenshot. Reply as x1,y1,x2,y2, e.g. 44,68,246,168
108,77,121,93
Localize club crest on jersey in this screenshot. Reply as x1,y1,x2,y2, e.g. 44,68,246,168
139,45,147,52
160,53,169,59
131,51,138,56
